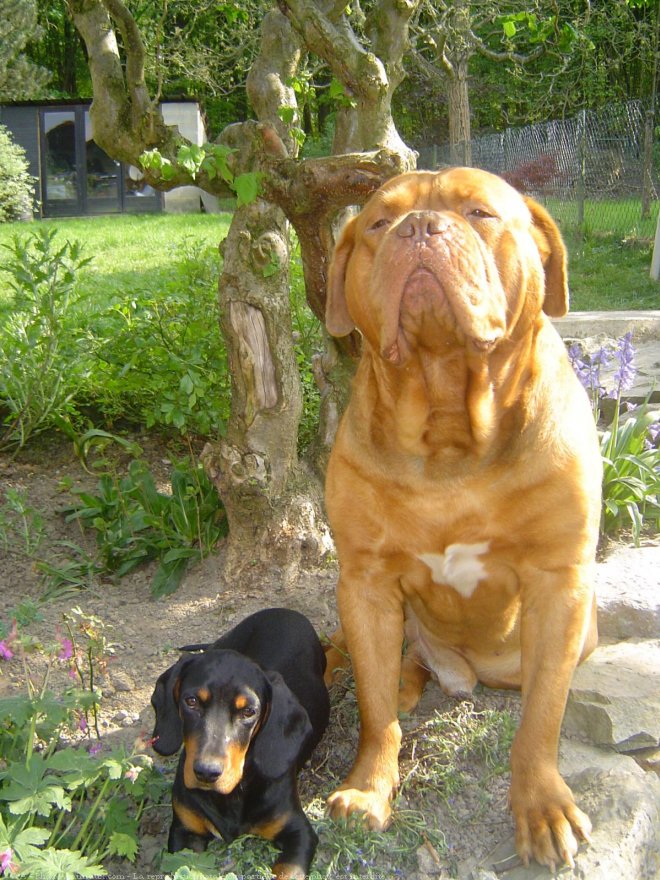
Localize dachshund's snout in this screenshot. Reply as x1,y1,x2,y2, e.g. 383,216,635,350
193,758,223,785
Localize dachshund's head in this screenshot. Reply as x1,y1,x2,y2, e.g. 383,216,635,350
151,649,313,793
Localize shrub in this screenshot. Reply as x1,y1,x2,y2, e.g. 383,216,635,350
568,333,660,543
0,125,35,222
0,229,93,450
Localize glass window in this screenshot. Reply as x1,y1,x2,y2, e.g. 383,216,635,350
44,111,77,201
85,111,119,201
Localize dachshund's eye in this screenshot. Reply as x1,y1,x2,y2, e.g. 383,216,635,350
240,706,257,721
184,695,199,709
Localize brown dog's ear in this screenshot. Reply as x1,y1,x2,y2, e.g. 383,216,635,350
524,196,569,318
326,216,358,336
150,654,194,756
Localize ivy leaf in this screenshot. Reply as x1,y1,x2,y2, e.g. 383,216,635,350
100,758,125,780
0,813,49,862
18,847,107,879
108,831,139,861
161,848,219,878
233,172,262,207
503,20,517,38
0,758,70,817
278,106,296,125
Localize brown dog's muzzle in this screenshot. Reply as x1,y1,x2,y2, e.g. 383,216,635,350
371,210,507,366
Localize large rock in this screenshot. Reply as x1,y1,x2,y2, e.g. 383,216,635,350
460,753,660,880
565,639,660,752
595,546,660,640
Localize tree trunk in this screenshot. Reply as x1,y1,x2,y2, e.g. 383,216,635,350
447,57,472,166
201,9,332,580
201,198,332,580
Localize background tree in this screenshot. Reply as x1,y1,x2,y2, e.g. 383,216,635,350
0,0,51,100
68,0,413,579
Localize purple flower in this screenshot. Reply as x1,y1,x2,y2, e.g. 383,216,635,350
0,641,13,661
88,741,103,756
645,420,660,451
611,332,636,394
58,637,73,661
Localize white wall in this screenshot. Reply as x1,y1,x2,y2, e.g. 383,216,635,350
160,102,220,214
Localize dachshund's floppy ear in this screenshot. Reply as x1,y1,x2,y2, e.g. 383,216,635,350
250,671,313,780
150,654,194,755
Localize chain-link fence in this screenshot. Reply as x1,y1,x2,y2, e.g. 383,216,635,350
418,100,659,240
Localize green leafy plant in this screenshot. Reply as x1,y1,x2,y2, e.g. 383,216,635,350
568,333,659,543
140,144,262,207
85,236,229,438
0,487,46,558
0,229,93,450
0,125,35,223
0,609,168,878
601,403,659,543
60,457,227,598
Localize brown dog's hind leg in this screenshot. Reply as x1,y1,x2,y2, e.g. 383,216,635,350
398,656,430,714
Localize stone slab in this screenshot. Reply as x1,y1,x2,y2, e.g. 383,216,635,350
564,639,660,752
595,546,660,640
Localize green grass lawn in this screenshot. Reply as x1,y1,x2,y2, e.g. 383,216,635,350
0,212,232,304
566,234,660,311
0,206,658,313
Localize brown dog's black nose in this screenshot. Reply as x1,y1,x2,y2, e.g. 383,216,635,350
396,211,447,241
193,759,223,784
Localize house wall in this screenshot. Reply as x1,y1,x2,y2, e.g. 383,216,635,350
161,102,220,214
1,100,218,217
0,105,42,214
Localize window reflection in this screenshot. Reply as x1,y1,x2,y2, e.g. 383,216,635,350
44,111,77,201
85,111,119,201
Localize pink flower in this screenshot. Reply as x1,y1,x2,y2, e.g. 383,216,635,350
88,741,102,757
0,641,13,661
58,638,73,661
0,848,17,875
134,730,158,752
77,713,88,733
124,766,142,783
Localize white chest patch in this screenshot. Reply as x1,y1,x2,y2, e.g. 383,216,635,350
417,541,490,598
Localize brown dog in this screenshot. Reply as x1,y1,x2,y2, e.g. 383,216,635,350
323,167,601,870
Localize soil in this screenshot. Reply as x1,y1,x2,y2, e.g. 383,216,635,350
0,436,524,880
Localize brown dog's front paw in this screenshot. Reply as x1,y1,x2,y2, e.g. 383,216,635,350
326,788,392,831
511,773,592,870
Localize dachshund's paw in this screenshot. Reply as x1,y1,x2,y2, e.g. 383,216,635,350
511,770,592,870
326,787,392,831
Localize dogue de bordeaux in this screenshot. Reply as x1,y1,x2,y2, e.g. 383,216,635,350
151,608,330,880
323,167,602,870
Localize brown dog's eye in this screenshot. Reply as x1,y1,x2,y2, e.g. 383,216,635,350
469,208,496,220
369,218,391,231
184,695,199,709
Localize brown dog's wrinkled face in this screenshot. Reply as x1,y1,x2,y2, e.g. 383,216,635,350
175,652,268,795
327,168,568,365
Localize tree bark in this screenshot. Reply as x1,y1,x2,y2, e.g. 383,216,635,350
201,9,339,580
447,57,472,166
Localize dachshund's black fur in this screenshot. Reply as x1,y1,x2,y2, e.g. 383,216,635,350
151,608,330,880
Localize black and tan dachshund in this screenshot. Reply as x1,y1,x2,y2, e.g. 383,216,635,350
150,607,330,880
